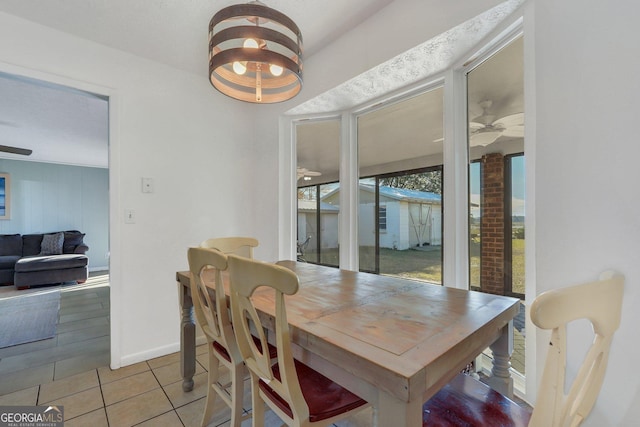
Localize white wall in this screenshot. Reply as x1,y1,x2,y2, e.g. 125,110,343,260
0,159,108,271
0,12,258,368
533,0,640,425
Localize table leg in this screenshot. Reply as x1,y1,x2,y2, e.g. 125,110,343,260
487,321,514,398
373,390,422,427
177,280,195,392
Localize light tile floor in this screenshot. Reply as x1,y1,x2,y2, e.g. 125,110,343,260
0,273,111,396
0,274,528,426
0,343,373,426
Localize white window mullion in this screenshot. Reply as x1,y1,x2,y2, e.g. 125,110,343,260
339,111,359,271
442,68,469,289
279,115,297,261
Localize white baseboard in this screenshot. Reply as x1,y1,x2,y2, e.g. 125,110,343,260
113,334,208,370
116,342,181,368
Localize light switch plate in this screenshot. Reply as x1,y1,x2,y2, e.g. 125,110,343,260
124,209,136,224
142,177,154,193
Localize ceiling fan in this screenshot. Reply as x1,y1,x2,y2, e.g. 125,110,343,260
469,100,523,146
297,167,321,181
0,144,32,156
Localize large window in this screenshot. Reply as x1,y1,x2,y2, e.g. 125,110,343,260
290,18,527,389
466,36,524,297
357,88,444,283
467,35,525,375
296,119,340,267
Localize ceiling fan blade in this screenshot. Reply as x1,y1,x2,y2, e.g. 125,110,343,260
0,145,32,155
469,122,486,132
502,125,524,138
470,131,502,147
493,112,523,129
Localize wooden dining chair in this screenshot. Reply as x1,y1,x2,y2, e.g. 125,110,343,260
188,247,247,427
227,255,370,427
422,270,624,427
200,236,258,259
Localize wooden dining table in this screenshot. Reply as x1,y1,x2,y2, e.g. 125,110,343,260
176,260,519,426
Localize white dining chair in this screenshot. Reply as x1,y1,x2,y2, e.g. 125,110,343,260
200,236,258,258
422,270,624,427
228,255,370,427
188,247,247,427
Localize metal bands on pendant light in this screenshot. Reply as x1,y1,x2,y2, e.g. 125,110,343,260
208,2,303,103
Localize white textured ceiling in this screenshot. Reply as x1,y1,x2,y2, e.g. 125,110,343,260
0,0,523,168
0,0,394,167
0,0,395,78
296,35,524,184
0,73,109,167
289,0,523,115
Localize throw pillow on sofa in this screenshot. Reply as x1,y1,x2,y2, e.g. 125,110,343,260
0,234,22,256
22,234,44,256
40,232,64,255
63,230,86,254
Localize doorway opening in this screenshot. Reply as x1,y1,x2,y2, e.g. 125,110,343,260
0,71,110,394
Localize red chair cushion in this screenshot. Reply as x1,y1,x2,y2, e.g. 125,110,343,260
212,341,231,363
259,359,367,423
422,373,531,427
212,335,277,364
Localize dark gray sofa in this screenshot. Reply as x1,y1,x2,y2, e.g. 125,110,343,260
0,231,89,289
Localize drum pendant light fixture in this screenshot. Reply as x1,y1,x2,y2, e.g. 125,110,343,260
208,1,303,103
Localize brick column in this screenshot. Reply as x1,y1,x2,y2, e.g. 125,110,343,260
480,153,505,295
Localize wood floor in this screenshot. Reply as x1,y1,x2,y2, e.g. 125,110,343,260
0,272,110,396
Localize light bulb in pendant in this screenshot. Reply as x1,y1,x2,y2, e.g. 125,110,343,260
243,38,259,49
233,61,247,75
269,64,284,76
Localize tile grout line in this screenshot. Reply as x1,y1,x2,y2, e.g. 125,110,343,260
96,367,109,426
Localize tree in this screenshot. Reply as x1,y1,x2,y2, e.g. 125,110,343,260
379,171,442,194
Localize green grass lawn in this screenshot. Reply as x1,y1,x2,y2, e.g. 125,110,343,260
469,238,525,294
306,238,525,294
378,247,443,283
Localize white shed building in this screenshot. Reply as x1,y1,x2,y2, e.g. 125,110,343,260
296,199,339,252
320,184,442,250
